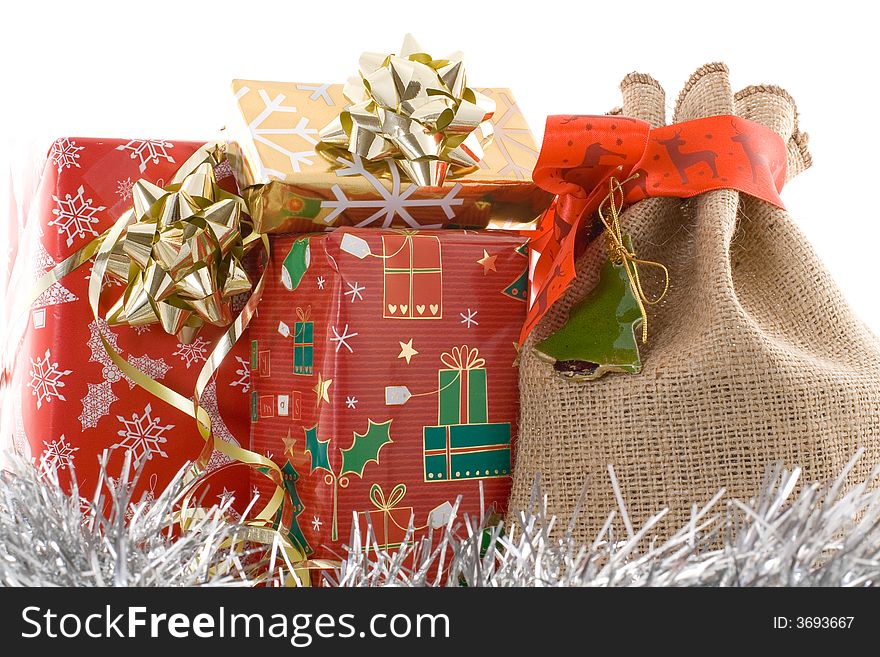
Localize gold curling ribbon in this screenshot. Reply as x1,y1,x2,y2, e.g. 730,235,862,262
10,143,331,583
598,175,670,343
317,34,496,187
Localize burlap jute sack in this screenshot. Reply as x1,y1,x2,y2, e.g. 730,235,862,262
510,63,880,541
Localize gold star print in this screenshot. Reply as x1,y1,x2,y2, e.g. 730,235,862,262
398,338,419,364
477,249,497,275
281,429,297,460
313,373,332,407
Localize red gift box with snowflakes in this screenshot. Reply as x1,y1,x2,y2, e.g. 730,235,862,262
1,137,253,508
249,226,528,560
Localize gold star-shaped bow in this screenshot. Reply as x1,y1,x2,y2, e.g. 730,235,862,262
318,34,496,187
105,153,253,343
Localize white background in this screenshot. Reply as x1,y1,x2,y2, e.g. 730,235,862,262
2,0,879,332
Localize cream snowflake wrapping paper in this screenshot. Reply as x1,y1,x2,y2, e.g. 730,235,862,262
227,81,552,234
1,137,253,508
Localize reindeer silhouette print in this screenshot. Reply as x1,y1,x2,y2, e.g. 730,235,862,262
624,168,649,197
580,142,626,168
563,142,628,190
553,207,573,241
655,131,719,184
731,120,770,183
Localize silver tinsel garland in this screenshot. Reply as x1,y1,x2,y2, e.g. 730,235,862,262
0,452,257,586
2,450,879,586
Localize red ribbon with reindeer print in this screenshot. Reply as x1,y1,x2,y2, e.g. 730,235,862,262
521,114,788,342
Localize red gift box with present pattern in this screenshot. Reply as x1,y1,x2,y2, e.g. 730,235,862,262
1,137,252,507
249,227,528,559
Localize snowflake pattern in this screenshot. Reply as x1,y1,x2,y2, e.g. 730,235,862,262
460,308,479,328
312,516,323,531
40,435,79,471
49,185,106,247
12,394,31,459
116,139,175,173
345,396,358,409
32,241,77,309
202,378,241,472
230,356,251,393
330,324,357,353
125,477,158,521
217,487,236,506
86,320,125,383
28,348,72,409
344,281,365,302
127,354,171,389
116,177,134,201
79,381,120,430
241,87,318,175
133,324,152,335
476,89,539,179
297,83,334,106
81,320,172,428
317,276,326,290
320,155,463,228
173,337,209,369
50,138,83,173
113,403,174,460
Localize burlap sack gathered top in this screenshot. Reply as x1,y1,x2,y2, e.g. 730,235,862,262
510,63,880,542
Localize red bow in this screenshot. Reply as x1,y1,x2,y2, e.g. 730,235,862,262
521,114,788,342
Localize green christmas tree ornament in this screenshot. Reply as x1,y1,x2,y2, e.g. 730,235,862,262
281,238,311,291
535,176,669,382
535,237,644,381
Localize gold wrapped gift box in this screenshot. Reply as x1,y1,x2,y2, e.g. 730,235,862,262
228,79,551,234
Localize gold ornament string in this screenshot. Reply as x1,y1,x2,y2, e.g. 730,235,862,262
597,175,670,343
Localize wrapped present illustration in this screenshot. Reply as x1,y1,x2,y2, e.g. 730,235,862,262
358,485,455,550
292,307,314,375
358,483,414,550
382,233,442,320
423,346,511,482
249,228,526,562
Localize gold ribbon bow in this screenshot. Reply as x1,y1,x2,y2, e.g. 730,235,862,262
369,483,407,512
105,148,254,343
318,34,496,187
440,345,485,371
598,176,670,343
